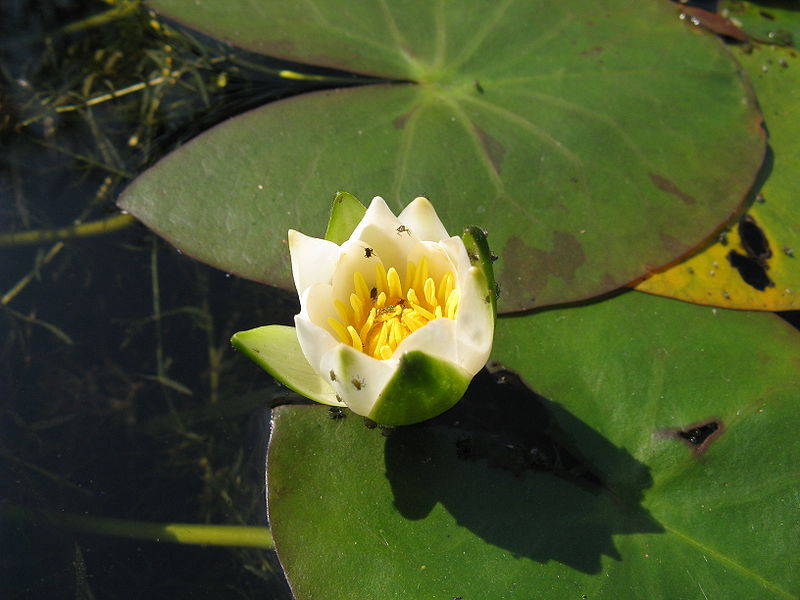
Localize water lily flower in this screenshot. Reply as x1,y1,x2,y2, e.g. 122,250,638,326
232,195,496,426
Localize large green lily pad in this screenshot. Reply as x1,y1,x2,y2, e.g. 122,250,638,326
267,291,798,598
121,0,765,310
636,43,800,310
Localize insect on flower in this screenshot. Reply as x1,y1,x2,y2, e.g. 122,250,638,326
232,195,496,426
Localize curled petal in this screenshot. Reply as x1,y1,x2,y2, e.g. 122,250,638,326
392,317,460,365
454,266,495,374
322,344,396,418
289,230,340,294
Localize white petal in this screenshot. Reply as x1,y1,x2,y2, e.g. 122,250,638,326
350,197,417,270
439,235,493,374
322,344,396,417
349,197,400,239
454,266,495,374
331,240,380,307
406,241,457,285
295,285,341,373
439,236,472,279
393,318,460,365
288,230,340,295
397,196,450,242
298,282,344,342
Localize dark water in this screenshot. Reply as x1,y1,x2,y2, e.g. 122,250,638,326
0,2,335,597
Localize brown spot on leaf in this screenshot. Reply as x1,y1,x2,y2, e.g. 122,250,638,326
581,45,604,56
499,232,586,309
475,126,505,175
678,6,748,41
649,173,696,206
659,233,690,258
393,107,418,130
658,418,725,455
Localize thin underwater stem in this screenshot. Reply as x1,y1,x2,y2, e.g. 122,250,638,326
2,504,274,548
0,213,136,247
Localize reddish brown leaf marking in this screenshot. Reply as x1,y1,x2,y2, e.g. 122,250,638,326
475,126,505,175
678,6,749,42
499,232,586,310
649,173,696,206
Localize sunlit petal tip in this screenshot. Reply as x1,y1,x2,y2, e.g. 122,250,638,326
398,196,449,242
351,196,398,232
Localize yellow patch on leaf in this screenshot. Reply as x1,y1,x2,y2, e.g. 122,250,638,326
636,203,797,310
637,44,800,311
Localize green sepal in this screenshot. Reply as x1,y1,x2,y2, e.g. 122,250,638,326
324,191,366,245
368,351,471,426
231,325,343,406
462,225,497,317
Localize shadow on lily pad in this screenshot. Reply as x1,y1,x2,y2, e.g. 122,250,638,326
384,371,663,575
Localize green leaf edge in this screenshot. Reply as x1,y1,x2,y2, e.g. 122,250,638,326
231,325,344,407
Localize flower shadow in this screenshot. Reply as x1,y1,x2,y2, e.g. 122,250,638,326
383,370,663,575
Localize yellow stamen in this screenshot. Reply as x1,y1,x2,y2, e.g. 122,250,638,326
334,300,349,324
440,272,453,306
350,293,364,325
359,307,376,341
327,317,349,343
347,325,363,352
375,262,388,296
413,256,428,291
410,302,435,321
424,277,436,306
387,267,403,299
446,289,460,320
353,271,370,304
328,254,460,360
404,260,416,291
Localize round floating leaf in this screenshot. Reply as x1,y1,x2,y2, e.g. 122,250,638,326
636,44,800,310
122,0,765,310
492,291,799,598
719,1,800,46
267,291,798,598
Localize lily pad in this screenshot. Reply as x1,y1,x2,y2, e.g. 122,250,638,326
492,291,799,597
636,44,800,310
720,1,800,46
267,291,799,598
120,0,765,311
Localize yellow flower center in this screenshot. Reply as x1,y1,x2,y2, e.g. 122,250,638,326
327,255,460,360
